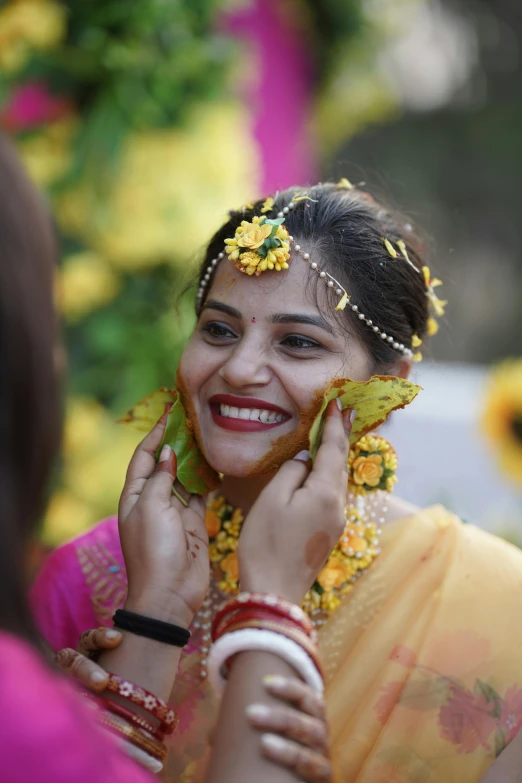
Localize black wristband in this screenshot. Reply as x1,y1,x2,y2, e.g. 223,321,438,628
113,608,191,648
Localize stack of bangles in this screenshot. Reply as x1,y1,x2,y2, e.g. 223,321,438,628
94,673,178,774
207,592,324,695
92,608,187,774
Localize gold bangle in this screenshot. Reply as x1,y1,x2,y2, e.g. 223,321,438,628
99,711,167,761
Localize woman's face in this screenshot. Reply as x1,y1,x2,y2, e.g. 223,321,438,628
179,257,374,477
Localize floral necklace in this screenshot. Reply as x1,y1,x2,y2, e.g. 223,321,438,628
204,434,395,620
205,493,385,620
193,434,395,680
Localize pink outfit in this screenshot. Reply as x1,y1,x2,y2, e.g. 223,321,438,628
0,631,152,782
30,516,125,651
31,517,220,782
225,0,316,193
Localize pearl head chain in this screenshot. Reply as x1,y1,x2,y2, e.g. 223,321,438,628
196,203,414,359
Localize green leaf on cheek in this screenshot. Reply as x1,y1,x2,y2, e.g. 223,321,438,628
120,387,220,495
309,375,422,461
118,387,177,431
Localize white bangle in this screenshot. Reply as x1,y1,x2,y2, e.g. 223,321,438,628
207,629,324,695
101,728,164,774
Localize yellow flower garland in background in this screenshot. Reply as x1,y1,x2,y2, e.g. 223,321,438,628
0,0,65,72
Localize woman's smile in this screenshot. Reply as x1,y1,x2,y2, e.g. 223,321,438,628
208,393,291,432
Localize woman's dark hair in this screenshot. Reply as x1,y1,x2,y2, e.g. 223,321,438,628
197,183,430,368
0,134,62,641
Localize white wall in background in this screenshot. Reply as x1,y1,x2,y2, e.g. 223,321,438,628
381,362,521,536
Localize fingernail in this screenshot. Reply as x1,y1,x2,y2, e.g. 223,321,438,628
263,674,288,689
246,704,271,721
105,629,120,641
342,408,352,436
293,449,309,462
336,398,343,411
261,733,287,752
90,671,106,685
159,444,171,462
326,399,340,417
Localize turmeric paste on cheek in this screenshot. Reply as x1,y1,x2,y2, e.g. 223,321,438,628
176,366,330,479
175,367,208,458
243,387,326,476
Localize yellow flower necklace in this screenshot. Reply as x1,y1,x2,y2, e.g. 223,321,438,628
205,490,387,622
193,436,396,679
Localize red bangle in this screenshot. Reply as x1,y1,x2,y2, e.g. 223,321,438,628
220,618,324,679
97,696,164,741
106,673,178,735
212,593,314,641
214,608,318,646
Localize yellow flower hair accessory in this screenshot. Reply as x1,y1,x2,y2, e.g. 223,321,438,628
423,265,447,317
380,243,446,355
383,236,421,275
348,435,398,496
337,177,355,190
224,215,291,276
260,196,274,213
196,191,428,359
427,317,439,336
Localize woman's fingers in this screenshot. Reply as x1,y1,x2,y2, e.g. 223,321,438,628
77,627,122,657
260,733,332,783
255,452,310,505
263,675,326,720
139,444,178,507
54,648,109,692
119,406,172,518
305,401,350,493
247,703,328,753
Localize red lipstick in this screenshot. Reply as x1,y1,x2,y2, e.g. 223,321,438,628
208,394,291,433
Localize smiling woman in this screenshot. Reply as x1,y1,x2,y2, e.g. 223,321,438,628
31,182,522,783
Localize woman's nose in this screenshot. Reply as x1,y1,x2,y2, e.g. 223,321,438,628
218,341,272,388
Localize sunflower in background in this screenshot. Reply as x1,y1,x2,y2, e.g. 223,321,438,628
482,359,522,484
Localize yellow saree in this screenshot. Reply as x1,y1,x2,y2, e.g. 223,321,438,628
161,505,522,782
324,505,522,782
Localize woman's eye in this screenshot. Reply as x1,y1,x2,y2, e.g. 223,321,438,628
202,321,237,340
281,334,322,351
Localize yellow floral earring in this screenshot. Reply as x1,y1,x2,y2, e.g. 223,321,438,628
348,435,398,495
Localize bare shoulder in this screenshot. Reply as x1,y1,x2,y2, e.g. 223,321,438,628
384,494,422,524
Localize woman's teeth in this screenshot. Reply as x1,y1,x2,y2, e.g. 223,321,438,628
219,404,285,423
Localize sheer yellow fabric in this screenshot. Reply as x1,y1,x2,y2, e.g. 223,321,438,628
323,506,522,782
163,506,522,782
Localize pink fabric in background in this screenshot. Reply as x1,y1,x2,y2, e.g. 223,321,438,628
225,0,316,192
0,632,152,782
30,516,124,652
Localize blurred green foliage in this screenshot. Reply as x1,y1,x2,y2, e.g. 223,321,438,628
66,267,195,412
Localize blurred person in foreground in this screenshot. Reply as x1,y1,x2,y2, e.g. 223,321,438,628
31,178,522,783
0,131,350,783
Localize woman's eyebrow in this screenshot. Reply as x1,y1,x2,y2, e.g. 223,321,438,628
203,300,335,335
269,313,335,335
203,300,242,319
